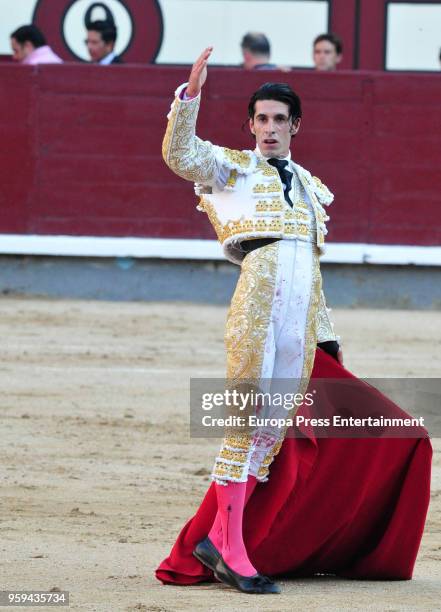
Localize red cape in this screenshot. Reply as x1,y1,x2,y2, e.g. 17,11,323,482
155,349,432,583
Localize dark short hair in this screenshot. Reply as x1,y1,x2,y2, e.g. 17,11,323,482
87,20,117,44
313,33,343,55
248,82,302,122
11,25,46,48
241,32,271,56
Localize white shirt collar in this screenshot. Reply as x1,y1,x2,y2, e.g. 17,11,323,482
99,51,116,65
254,145,292,163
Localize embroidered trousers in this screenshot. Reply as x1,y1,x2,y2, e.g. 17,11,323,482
211,239,322,485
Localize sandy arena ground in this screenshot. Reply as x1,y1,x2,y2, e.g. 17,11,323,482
1,296,440,611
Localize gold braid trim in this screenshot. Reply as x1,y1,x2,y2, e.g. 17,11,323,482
225,242,279,381
197,196,224,242
211,242,280,484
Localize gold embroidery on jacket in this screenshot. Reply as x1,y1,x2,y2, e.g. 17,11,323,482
162,96,217,183
296,201,309,210
295,210,309,222
255,198,284,212
312,175,332,196
256,159,279,177
283,222,312,238
222,147,252,169
253,180,281,194
226,169,238,188
164,98,331,253
198,196,224,241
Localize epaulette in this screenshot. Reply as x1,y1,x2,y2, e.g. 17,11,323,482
218,147,257,175
296,164,334,205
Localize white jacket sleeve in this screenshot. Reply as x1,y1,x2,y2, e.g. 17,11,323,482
162,83,227,187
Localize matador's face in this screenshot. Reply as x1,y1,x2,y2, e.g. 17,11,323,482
249,100,300,158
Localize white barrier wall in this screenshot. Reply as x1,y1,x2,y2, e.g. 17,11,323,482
155,0,328,67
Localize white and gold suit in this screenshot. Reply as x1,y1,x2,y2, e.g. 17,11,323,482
163,83,338,486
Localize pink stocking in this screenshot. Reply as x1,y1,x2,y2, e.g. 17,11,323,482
208,476,257,551
209,477,258,576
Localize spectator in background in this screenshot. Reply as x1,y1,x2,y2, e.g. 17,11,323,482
85,20,122,64
241,32,277,70
10,25,63,65
313,33,343,71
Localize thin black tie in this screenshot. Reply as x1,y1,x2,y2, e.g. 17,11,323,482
267,158,293,207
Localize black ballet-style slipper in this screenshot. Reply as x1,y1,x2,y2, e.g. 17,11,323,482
214,556,281,594
192,537,221,572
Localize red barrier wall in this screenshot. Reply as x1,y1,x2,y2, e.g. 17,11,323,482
0,64,440,245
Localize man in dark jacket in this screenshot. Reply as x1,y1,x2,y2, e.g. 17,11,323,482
86,20,123,65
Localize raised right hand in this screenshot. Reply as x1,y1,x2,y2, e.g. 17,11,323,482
186,46,213,98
